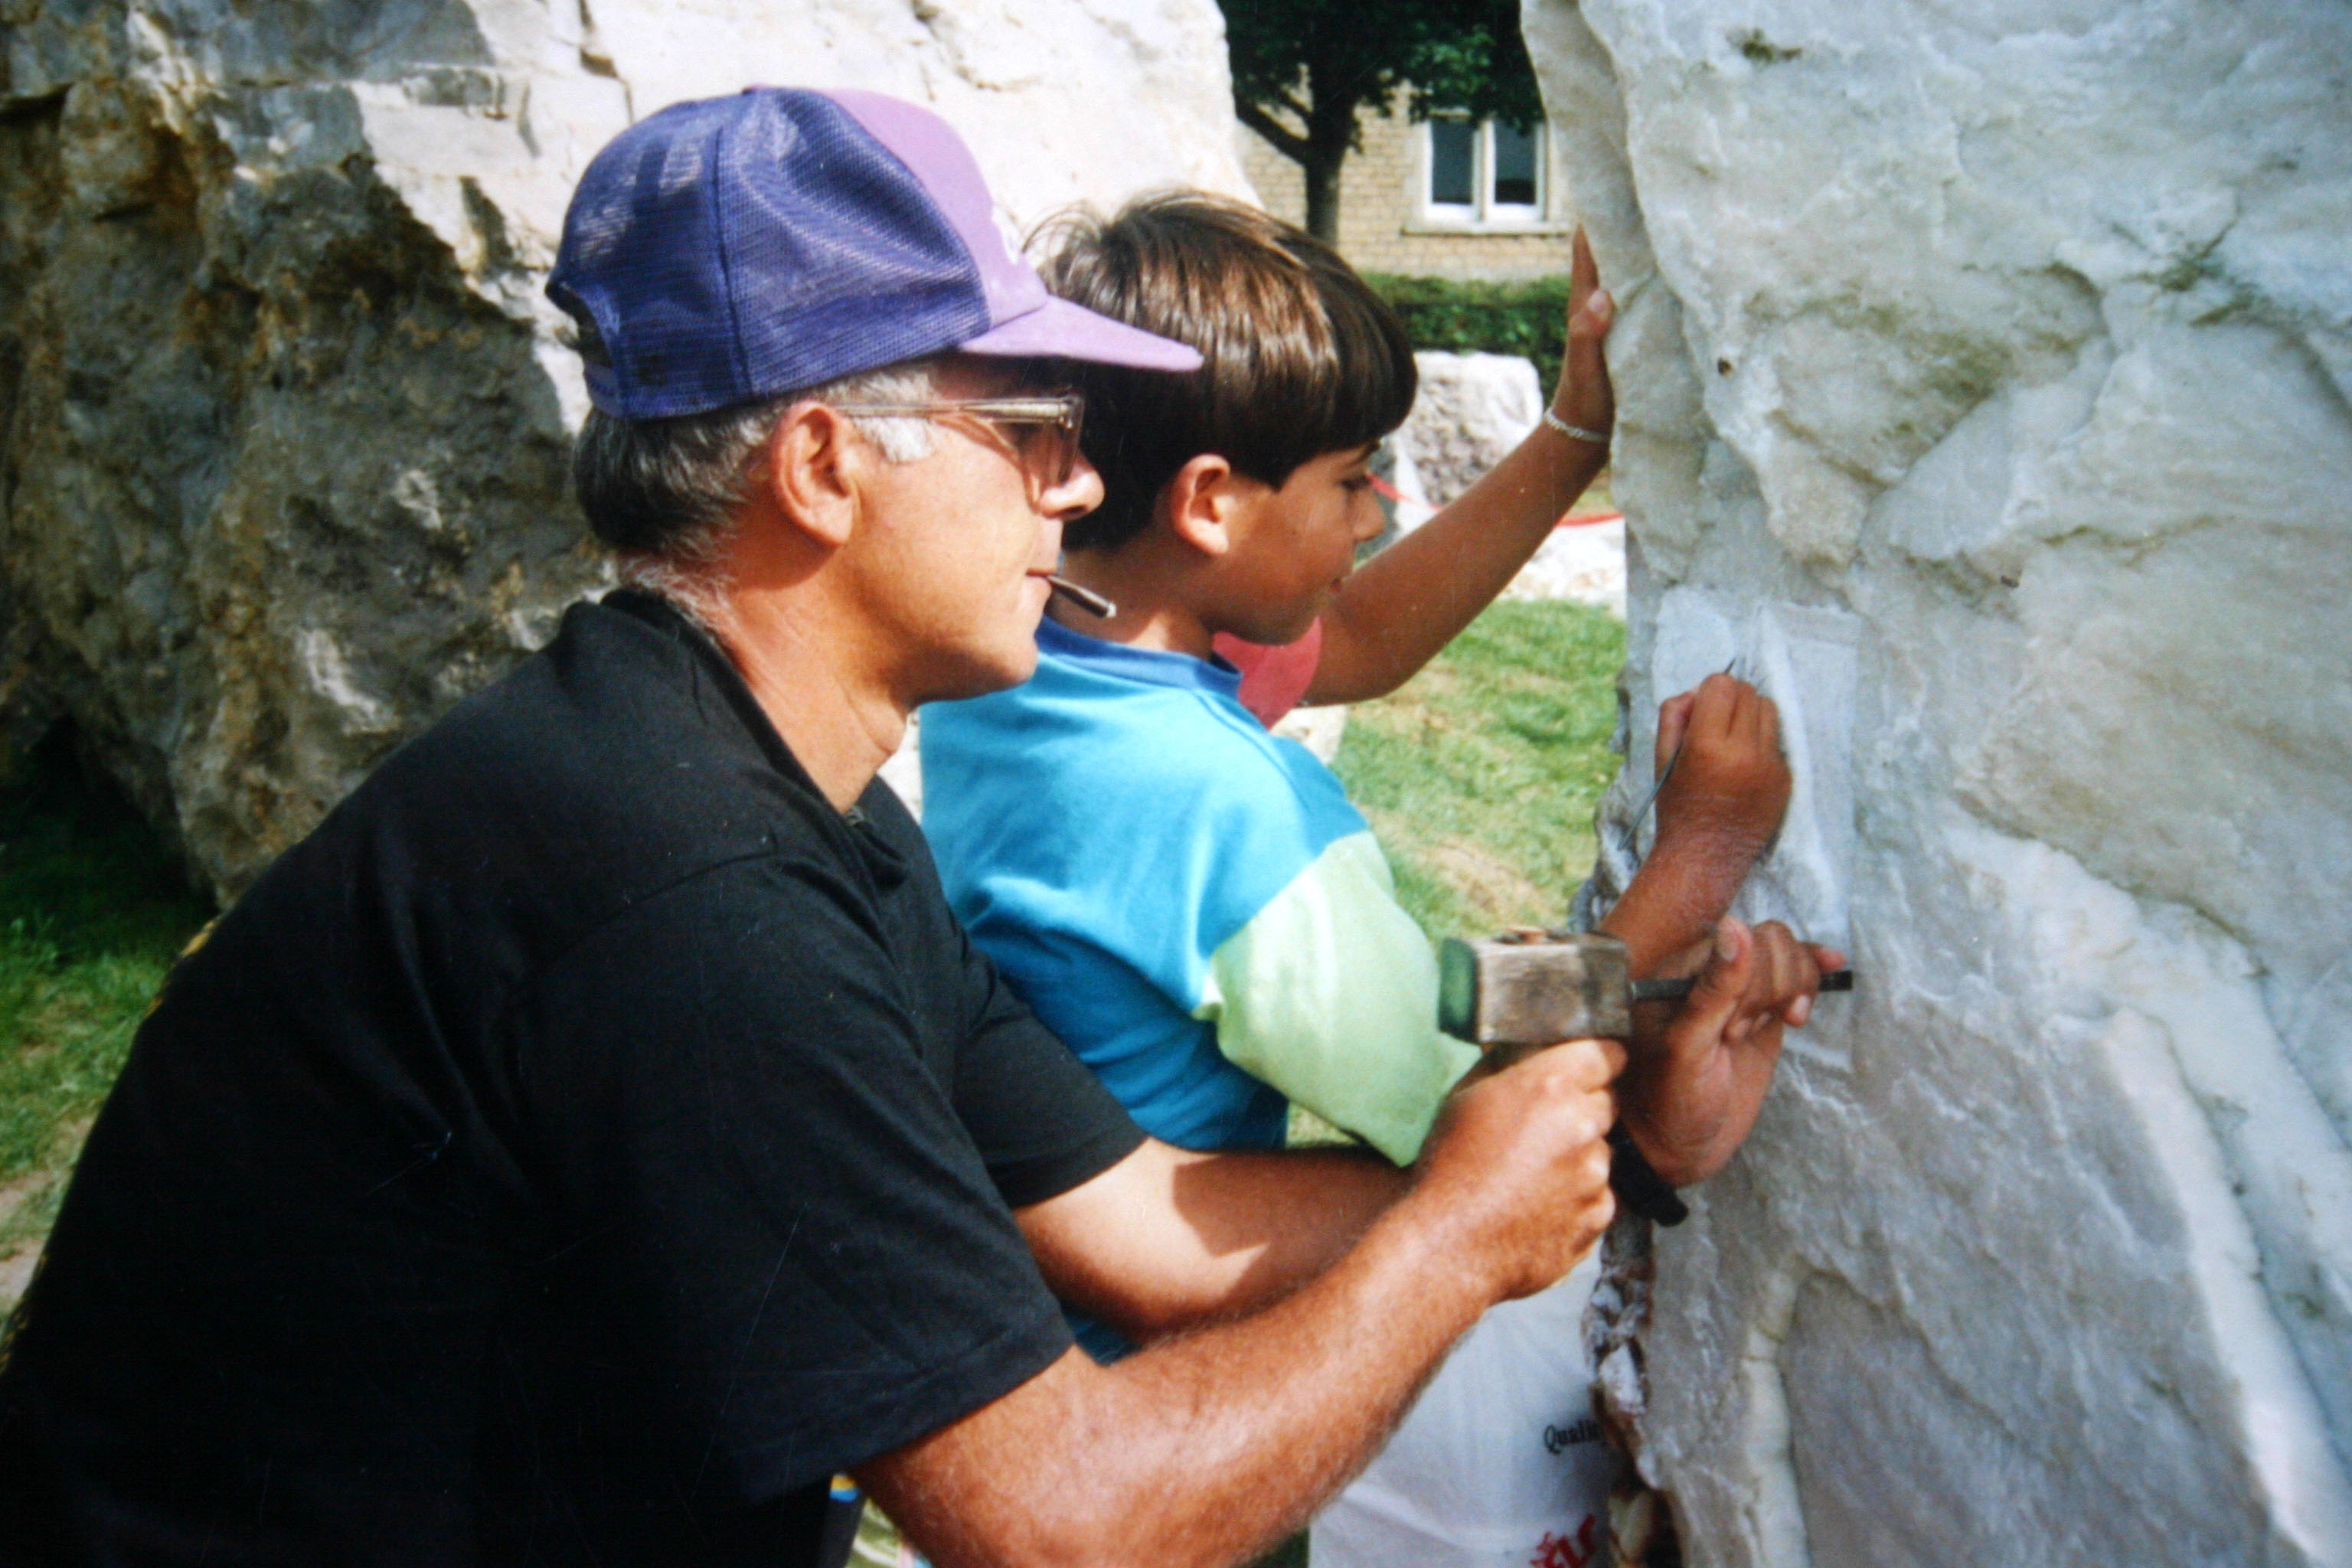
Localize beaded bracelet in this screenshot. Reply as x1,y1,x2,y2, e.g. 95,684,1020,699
1543,407,1611,446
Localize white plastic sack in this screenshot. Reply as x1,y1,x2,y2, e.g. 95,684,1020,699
1310,1256,1612,1568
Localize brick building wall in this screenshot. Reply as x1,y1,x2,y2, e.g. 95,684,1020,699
1237,98,1578,279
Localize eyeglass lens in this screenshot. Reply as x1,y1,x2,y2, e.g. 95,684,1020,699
1008,407,1080,490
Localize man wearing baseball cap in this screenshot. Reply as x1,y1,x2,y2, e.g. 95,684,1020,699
0,90,1804,1567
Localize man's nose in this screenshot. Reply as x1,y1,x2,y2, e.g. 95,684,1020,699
1352,486,1387,544
1042,452,1106,522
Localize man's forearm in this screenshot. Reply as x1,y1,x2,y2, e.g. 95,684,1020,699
878,1044,1621,1568
1020,1139,1408,1342
865,1194,1491,1568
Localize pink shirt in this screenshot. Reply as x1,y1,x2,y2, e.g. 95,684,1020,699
1213,619,1324,729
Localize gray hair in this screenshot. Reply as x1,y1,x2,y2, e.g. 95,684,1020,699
570,360,941,612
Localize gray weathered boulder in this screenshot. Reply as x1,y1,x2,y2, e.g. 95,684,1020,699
1527,0,2352,1563
0,0,1249,898
1390,348,1546,509
1384,350,1625,612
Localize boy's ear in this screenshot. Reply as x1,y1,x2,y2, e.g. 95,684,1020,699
1161,452,1241,560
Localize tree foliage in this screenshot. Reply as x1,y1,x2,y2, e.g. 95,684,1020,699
1221,0,1544,240
1223,0,1544,134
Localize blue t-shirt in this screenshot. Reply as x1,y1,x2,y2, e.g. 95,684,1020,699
923,620,1472,1162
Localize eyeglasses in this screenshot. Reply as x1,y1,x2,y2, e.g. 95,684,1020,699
828,394,1087,492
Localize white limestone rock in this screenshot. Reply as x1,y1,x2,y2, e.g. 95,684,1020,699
1500,516,1625,616
1525,0,2352,1562
1383,351,1628,612
0,0,1250,897
1392,349,1547,509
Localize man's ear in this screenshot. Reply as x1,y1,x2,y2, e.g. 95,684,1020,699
1160,452,1242,560
755,401,866,550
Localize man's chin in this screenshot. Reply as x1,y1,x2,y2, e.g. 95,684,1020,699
913,642,1040,707
991,642,1042,690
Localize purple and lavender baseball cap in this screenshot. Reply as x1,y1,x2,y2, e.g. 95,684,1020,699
547,87,1200,420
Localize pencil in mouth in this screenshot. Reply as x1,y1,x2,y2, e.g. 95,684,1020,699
1045,576,1116,618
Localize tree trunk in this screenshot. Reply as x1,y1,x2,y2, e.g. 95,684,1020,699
1300,55,1361,249
1304,155,1342,244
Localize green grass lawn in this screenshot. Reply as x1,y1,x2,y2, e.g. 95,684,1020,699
1333,598,1625,943
0,731,214,1312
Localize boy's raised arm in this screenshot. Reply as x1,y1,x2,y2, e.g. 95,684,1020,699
1305,228,1616,707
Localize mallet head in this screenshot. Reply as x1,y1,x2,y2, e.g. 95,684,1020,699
1438,929,1635,1050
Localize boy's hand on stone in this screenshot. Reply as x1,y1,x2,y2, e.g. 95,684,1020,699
1596,675,1790,978
1653,673,1792,872
1619,918,1841,1187
1413,1037,1622,1302
1552,227,1615,441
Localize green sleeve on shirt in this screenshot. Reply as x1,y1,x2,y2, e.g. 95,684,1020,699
1193,831,1480,1165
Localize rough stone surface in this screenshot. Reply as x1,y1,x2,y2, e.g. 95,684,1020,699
1500,515,1623,616
1527,1,2352,1563
1383,351,1625,612
0,0,1250,899
1391,348,1547,509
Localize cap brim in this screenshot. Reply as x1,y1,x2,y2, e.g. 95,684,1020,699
959,297,1202,372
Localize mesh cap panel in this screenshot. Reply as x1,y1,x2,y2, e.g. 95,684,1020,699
549,90,988,420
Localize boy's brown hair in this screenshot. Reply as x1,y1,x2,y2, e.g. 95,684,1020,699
1037,192,1417,552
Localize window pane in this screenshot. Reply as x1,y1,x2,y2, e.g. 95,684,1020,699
1491,120,1539,207
1429,119,1475,207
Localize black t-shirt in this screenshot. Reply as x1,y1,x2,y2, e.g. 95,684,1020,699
0,592,1143,1566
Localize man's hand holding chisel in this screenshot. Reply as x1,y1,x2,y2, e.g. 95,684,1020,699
1438,671,1842,1220
1616,916,1844,1189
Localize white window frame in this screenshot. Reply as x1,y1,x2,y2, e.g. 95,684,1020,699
1418,115,1549,230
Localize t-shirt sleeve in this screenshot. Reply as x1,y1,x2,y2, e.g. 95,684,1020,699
1197,831,1480,1165
945,910,1148,1207
510,856,1090,1507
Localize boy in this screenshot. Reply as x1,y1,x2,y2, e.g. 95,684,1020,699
925,190,1793,1174
919,195,1803,1553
